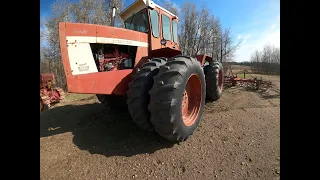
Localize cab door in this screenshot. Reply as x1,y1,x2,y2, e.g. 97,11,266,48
148,7,179,52
159,10,178,50
148,8,162,51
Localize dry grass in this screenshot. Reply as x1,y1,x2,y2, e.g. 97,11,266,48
64,93,96,102
229,65,251,73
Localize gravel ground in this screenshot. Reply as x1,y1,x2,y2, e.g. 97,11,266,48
40,76,280,180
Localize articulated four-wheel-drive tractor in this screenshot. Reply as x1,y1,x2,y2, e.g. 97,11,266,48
58,0,224,142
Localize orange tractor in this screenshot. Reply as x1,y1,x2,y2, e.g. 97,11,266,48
40,73,65,112
58,0,224,141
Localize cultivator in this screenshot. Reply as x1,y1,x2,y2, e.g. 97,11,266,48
223,64,272,90
40,73,65,112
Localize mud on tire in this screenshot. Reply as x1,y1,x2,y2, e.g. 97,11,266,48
204,61,224,100
126,58,167,131
148,56,206,142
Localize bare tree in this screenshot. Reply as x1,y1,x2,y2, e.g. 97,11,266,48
196,6,210,55
250,44,280,75
250,50,261,72
162,0,179,16
71,0,123,25
40,0,246,89
219,28,242,63
208,16,221,60
178,3,199,55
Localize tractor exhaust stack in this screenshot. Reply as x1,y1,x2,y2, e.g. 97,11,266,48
111,6,117,27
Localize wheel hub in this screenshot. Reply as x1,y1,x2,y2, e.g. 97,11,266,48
181,74,202,126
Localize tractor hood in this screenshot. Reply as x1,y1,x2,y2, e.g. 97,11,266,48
60,22,148,47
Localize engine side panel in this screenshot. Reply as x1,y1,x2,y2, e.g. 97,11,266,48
59,22,149,95
67,42,98,75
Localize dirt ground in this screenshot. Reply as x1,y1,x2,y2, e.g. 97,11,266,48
40,75,280,180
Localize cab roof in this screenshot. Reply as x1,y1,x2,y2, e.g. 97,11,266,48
119,0,179,21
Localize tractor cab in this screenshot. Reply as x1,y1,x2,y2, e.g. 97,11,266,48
119,0,179,53
57,0,182,95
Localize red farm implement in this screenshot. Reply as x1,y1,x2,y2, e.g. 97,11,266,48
40,73,65,112
223,64,272,90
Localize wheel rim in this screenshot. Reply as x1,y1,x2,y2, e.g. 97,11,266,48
182,74,202,126
218,69,223,90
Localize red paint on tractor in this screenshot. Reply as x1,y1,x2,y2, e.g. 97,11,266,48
58,3,210,96
56,0,219,142
182,74,202,126
195,55,213,65
96,24,148,43
149,47,181,59
59,22,150,95
66,70,133,95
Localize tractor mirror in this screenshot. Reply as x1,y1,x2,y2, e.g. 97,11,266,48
160,39,166,45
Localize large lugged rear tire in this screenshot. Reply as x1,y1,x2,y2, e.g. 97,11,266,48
148,56,206,142
204,61,224,100
126,58,167,131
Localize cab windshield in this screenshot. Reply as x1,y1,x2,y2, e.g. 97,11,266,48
124,9,149,33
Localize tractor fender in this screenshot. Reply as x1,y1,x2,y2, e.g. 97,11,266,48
195,55,213,66
149,47,181,59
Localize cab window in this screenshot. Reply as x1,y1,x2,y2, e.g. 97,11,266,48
172,20,178,43
161,14,171,40
150,9,159,37
124,9,149,33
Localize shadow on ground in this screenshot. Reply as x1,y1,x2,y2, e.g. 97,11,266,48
260,94,280,99
40,103,175,157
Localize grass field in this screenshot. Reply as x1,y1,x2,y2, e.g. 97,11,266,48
63,93,95,102
228,65,251,73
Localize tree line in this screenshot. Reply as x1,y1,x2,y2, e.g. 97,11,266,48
40,0,241,90
250,44,280,75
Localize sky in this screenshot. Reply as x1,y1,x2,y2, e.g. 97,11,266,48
40,0,280,62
